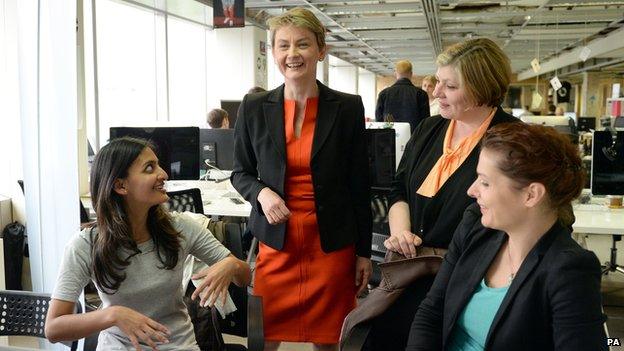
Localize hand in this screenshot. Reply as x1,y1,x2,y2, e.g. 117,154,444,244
384,230,422,258
355,256,372,297
191,256,239,307
257,187,290,225
108,305,170,351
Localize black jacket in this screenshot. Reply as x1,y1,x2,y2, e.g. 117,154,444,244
375,78,430,132
231,82,372,257
388,107,518,248
407,203,607,351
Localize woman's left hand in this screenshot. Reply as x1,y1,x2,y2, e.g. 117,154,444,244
355,256,372,297
191,255,240,307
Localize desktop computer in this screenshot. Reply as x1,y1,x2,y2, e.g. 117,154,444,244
109,127,200,180
199,128,235,171
577,117,596,132
591,131,624,196
366,129,396,190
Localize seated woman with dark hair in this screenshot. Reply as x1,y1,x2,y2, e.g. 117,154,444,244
407,123,607,351
45,137,250,350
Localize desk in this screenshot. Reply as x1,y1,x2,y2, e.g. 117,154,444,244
166,180,251,218
81,180,252,219
573,204,624,235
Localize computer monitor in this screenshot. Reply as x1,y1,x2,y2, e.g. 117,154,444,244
366,129,396,189
577,117,596,132
220,100,241,129
366,122,410,169
199,128,235,171
109,127,200,180
591,131,624,196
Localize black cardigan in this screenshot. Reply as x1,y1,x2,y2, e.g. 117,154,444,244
407,203,607,350
230,82,372,257
388,108,518,248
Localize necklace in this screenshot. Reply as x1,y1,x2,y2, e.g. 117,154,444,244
507,242,517,284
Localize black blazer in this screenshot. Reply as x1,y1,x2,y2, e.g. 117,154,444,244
407,203,607,351
388,108,518,248
231,82,372,257
375,78,430,132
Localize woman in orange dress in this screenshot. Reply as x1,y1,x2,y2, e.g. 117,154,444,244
231,7,372,350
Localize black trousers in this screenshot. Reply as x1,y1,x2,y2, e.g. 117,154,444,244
363,275,435,351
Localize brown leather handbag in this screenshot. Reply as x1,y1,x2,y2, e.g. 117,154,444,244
339,247,448,351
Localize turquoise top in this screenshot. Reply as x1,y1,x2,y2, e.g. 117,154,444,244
447,278,510,351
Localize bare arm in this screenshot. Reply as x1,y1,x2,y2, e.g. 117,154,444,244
191,254,251,307
46,299,170,351
384,201,422,258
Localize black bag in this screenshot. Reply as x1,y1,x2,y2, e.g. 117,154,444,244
2,221,26,290
183,282,226,351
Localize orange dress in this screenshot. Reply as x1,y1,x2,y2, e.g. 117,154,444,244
253,98,357,343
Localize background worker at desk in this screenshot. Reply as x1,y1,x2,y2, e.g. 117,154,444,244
207,108,230,129
231,7,372,351
375,60,430,132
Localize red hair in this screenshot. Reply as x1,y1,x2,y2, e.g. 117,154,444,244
481,123,584,225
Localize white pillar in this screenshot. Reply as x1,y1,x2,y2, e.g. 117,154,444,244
17,2,79,338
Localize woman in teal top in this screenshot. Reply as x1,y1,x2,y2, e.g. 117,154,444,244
407,123,607,351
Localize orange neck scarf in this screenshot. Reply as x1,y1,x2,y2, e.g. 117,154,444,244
416,108,496,198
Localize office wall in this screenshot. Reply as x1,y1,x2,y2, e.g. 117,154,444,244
213,25,268,103
328,56,357,95
358,68,376,119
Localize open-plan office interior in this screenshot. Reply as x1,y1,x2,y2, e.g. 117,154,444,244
1,0,624,350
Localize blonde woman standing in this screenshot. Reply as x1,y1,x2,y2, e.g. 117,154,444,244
231,8,372,351
421,75,440,116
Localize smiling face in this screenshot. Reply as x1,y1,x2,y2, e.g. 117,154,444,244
115,147,169,209
432,65,473,120
467,148,528,231
272,25,326,84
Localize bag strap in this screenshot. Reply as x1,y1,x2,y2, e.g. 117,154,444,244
210,304,227,351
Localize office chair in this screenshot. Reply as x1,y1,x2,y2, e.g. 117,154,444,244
165,189,264,349
167,188,204,214
0,290,81,350
369,191,391,287
209,294,264,351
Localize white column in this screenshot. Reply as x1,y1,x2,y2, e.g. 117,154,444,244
17,0,79,327
213,25,267,99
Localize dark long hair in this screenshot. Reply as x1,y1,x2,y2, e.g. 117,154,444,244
89,137,181,294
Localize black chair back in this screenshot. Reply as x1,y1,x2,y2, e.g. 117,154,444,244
0,290,80,350
166,188,204,214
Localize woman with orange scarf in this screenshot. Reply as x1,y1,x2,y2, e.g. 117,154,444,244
365,38,519,350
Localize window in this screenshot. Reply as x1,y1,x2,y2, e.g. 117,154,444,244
95,0,159,144
168,17,207,125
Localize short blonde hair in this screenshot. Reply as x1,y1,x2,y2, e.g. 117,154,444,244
422,75,438,85
395,60,412,76
436,38,511,107
267,7,326,50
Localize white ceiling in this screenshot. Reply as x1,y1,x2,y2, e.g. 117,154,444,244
244,0,624,77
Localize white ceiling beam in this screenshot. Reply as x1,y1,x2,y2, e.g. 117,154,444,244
322,3,422,15
353,29,430,39
517,26,624,80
